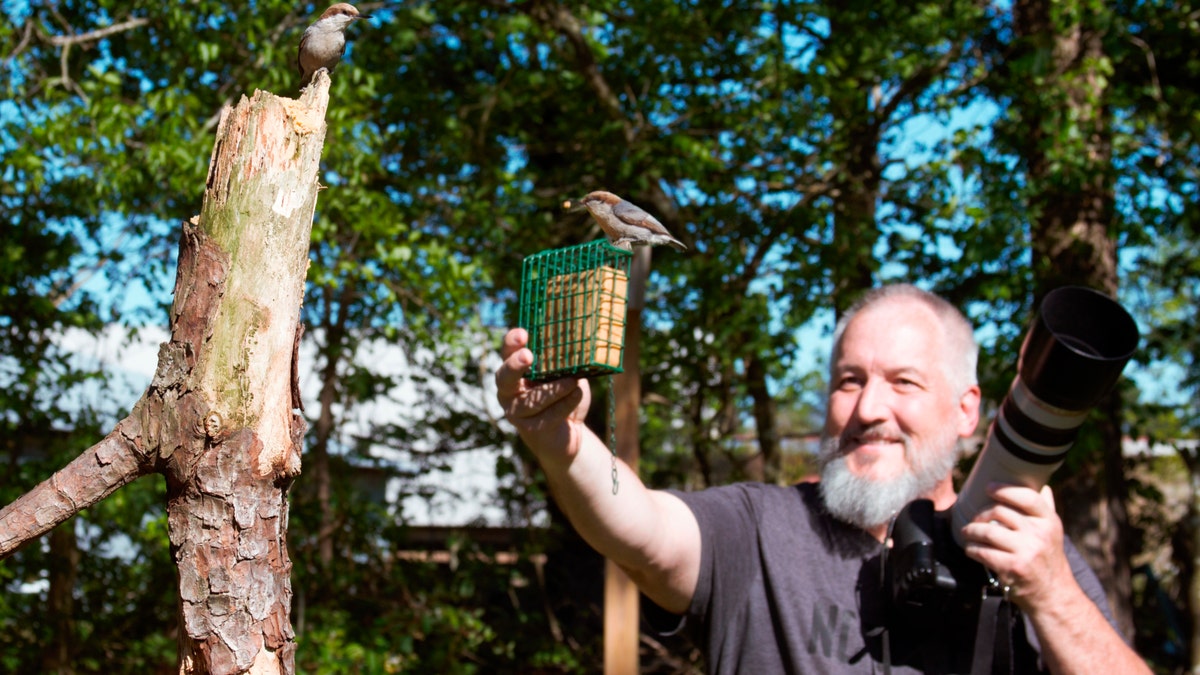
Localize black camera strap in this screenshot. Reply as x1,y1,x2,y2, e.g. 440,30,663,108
970,595,1014,675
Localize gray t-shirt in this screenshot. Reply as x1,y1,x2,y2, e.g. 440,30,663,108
664,481,1113,674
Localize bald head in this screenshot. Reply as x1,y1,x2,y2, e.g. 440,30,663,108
831,284,978,396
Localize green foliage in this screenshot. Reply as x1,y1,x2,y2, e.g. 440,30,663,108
289,500,594,674
1,0,1197,672
1,451,176,672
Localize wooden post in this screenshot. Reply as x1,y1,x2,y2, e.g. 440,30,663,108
604,246,650,675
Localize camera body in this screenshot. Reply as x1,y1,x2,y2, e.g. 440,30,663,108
887,498,989,614
882,499,996,672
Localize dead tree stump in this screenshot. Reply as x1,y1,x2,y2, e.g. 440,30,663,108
0,73,332,675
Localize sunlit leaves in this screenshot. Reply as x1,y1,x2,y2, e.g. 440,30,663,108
1,0,1197,670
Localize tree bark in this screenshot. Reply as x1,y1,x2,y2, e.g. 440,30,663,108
746,355,781,485
0,420,150,557
42,518,79,674
167,75,329,674
1173,443,1200,673
827,116,881,316
824,10,883,316
1010,0,1133,639
1187,449,1200,674
0,73,332,674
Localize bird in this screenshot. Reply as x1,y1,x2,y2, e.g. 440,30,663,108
571,191,687,251
297,3,368,90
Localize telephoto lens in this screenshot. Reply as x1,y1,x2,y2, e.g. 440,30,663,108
951,286,1139,544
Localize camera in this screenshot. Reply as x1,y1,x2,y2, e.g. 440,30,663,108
887,498,987,613
950,285,1139,542
888,286,1138,610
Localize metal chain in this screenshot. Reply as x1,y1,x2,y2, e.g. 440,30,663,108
608,382,619,495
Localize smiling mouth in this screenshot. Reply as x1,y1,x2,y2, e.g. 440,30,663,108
842,433,906,456
854,436,900,445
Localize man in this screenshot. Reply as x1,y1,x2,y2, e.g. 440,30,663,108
495,284,1149,673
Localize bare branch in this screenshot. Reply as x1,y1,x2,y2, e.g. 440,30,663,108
44,16,150,47
5,19,35,62
1127,34,1162,104
531,3,636,144
0,416,149,559
877,46,959,125
740,167,837,281
50,225,136,309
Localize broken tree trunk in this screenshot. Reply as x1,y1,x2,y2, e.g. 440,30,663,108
0,73,332,675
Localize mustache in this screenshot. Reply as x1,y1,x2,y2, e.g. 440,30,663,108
824,424,910,456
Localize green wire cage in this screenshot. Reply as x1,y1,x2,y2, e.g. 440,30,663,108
518,240,633,381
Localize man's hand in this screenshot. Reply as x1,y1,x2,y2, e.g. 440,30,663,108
495,328,591,461
958,483,1071,612
959,483,1151,674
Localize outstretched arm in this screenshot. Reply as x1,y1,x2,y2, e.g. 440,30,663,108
495,328,700,613
959,484,1150,675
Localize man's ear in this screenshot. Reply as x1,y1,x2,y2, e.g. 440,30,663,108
958,385,982,439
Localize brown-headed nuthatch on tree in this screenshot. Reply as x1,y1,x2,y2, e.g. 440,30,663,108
570,190,687,252
297,3,368,90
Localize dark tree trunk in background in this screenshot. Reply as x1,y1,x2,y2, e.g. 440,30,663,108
1010,0,1133,639
747,355,781,484
827,116,882,316
309,280,358,581
42,519,79,675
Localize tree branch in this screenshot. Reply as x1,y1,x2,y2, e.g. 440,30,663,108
531,3,637,144
44,16,150,47
0,415,150,559
740,168,836,282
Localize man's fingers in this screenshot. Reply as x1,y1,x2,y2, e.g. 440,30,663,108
964,519,1018,550
496,351,531,393
1040,485,1056,511
976,505,1020,531
506,378,581,419
495,327,587,426
496,330,533,395
986,483,1051,518
500,327,529,360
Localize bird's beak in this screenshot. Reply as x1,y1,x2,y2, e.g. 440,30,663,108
562,198,587,213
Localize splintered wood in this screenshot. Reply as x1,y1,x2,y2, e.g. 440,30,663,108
540,266,628,376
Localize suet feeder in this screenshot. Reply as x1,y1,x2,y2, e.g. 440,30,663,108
518,240,633,381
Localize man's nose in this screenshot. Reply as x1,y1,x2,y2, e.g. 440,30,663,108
852,378,890,425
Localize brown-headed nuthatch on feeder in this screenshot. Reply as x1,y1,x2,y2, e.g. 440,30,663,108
297,3,368,90
569,191,687,252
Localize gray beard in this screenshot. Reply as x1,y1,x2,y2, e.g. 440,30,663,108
817,426,959,531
